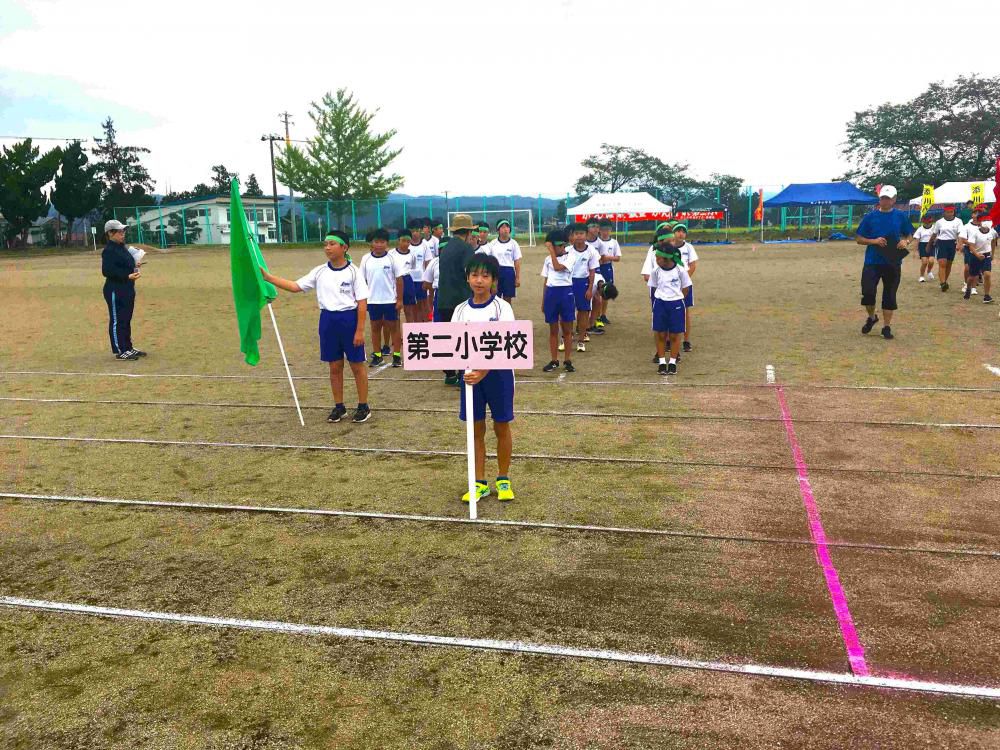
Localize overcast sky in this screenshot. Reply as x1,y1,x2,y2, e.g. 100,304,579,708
1,0,994,198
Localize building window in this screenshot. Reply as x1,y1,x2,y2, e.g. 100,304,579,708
267,227,277,240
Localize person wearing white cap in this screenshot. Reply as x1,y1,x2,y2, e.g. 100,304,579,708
101,219,145,360
854,185,915,340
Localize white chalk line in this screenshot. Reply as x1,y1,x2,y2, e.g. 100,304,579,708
4,396,999,430
766,365,776,385
986,364,1000,378
2,596,997,699
4,491,996,559
1,433,997,481
3,370,1000,393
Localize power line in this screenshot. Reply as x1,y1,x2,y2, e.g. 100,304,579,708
0,135,90,142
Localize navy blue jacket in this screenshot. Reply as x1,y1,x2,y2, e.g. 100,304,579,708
102,241,136,289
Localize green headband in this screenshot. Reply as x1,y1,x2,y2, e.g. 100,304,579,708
655,231,674,242
478,225,489,231
324,234,347,245
497,220,511,229
433,222,444,229
672,223,688,232
655,248,684,265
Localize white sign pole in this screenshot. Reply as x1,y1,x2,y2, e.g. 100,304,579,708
267,303,305,427
464,371,477,520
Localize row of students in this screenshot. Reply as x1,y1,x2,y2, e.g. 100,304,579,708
914,207,995,302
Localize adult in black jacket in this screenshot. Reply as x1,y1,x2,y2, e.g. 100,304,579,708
435,214,478,384
101,219,144,360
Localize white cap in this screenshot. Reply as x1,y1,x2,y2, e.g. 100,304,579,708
104,219,128,232
878,185,897,199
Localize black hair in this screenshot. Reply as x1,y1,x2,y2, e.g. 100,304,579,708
464,252,500,281
325,229,350,247
370,228,390,242
598,218,613,228
421,217,432,227
496,219,512,230
566,222,587,234
408,222,423,235
601,282,619,300
397,229,411,241
545,228,567,245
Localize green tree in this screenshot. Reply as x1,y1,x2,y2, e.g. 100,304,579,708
50,140,102,245
0,139,62,246
275,89,403,201
574,143,698,197
162,183,213,203
841,74,1000,199
92,117,155,222
211,164,238,192
243,173,264,197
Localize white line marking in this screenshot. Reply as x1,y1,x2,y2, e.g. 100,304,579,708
2,596,997,699
986,364,1000,378
3,371,1000,393
557,373,566,383
3,492,995,558
372,360,393,376
1,434,997,480
766,365,775,384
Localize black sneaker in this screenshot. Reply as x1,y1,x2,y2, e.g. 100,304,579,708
352,404,372,423
652,353,659,364
599,315,610,325
941,282,949,292
542,360,560,372
132,349,147,357
682,341,692,353
881,326,894,340
381,345,391,357
964,287,972,300
587,325,604,335
117,350,140,360
327,405,347,423
667,362,677,375
369,353,384,367
861,315,879,334
984,295,994,304
658,363,668,376
392,354,402,367
563,360,575,373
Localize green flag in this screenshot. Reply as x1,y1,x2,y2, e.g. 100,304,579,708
229,180,277,365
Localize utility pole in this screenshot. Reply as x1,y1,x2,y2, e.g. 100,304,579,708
279,111,296,242
261,135,283,242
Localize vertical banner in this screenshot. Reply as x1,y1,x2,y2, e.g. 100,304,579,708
753,189,764,222
970,182,985,207
920,185,934,219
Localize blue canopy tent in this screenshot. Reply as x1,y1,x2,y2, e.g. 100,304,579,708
763,182,876,241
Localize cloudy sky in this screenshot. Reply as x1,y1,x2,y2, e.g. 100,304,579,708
1,0,993,198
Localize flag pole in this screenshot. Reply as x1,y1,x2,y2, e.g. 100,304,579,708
267,302,305,427
465,372,477,520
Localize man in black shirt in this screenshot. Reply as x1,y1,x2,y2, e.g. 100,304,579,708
101,219,145,360
434,213,477,384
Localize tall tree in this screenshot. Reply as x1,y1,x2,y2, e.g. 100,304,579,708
0,139,62,246
50,140,102,245
243,173,264,197
275,88,403,200
92,117,155,222
211,164,239,192
162,183,214,203
842,74,1000,199
574,144,698,197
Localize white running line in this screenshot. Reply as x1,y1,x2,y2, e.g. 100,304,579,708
2,433,998,480
766,365,776,385
3,370,1000,393
4,491,996,558
2,596,998,699
5,396,1000,431
986,364,1000,378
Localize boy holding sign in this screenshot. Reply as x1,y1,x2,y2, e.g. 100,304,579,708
452,254,517,504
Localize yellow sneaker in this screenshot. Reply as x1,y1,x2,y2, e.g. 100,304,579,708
595,320,605,329
461,481,489,503
496,478,514,502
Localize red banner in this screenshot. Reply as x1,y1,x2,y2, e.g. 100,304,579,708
753,189,764,222
573,211,673,222
673,210,725,221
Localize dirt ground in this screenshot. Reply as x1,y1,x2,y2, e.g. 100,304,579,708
1,240,998,749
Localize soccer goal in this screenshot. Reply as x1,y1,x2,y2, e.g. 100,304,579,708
446,209,535,246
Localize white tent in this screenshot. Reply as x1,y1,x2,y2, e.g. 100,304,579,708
566,192,672,221
908,181,996,206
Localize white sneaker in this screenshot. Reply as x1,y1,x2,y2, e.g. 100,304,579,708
576,343,586,353
558,342,565,352
927,271,935,279
962,284,968,293
919,276,926,283
972,287,978,295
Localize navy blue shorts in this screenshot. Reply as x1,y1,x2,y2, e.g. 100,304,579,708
401,275,417,306
414,279,428,301
684,286,694,308
649,288,656,309
460,369,515,423
936,239,957,262
319,309,366,363
918,242,932,258
543,285,575,324
652,298,686,334
572,277,592,312
598,263,614,284
368,303,398,322
969,254,992,276
497,266,517,298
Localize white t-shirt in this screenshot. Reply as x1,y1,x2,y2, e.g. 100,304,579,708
359,251,404,305
485,238,522,267
425,234,440,263
913,226,933,243
567,245,600,279
296,262,369,312
641,246,657,277
389,248,417,279
648,264,693,303
599,237,622,261
592,271,606,294
679,241,699,267
424,256,440,289
968,227,996,256
451,295,516,323
541,253,574,287
960,223,982,243
409,239,427,282
932,217,965,241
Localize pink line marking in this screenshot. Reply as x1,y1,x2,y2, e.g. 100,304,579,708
774,385,870,676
